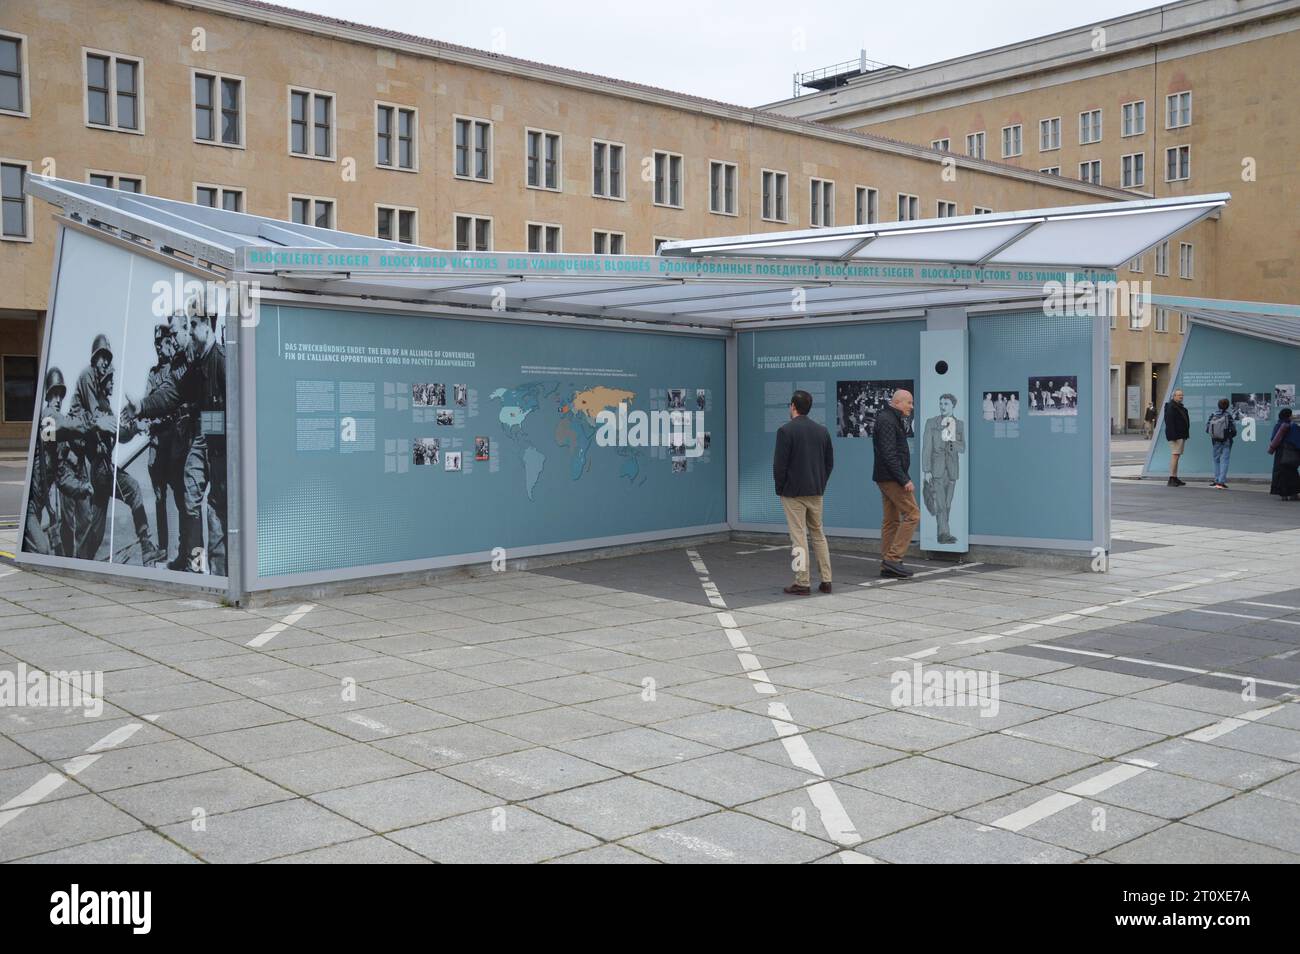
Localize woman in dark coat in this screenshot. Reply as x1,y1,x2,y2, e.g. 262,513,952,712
1268,408,1300,500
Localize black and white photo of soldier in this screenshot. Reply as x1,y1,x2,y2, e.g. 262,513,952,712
1027,376,1079,416
1276,384,1296,410
1231,392,1272,420
413,437,440,465
836,379,915,438
23,366,78,557
669,441,686,457
444,451,462,472
981,391,1021,422
702,431,711,450
667,388,686,410
436,409,455,426
672,457,687,473
454,384,468,407
412,382,446,407
696,389,707,411
922,392,966,545
474,436,490,461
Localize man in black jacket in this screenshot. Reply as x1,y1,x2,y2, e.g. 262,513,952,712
773,390,834,595
872,389,917,578
1164,387,1190,487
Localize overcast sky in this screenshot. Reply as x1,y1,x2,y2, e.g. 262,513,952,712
290,0,1157,105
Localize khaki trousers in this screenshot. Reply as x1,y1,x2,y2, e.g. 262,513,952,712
781,495,832,586
876,480,919,563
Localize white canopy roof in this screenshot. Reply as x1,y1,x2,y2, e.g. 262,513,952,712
27,176,1227,331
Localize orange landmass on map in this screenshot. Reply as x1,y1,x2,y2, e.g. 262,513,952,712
571,386,636,422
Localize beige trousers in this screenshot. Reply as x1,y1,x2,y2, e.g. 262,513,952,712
781,495,832,586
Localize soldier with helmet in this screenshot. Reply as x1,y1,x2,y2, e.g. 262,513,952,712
138,320,186,565
23,366,83,555
65,332,166,565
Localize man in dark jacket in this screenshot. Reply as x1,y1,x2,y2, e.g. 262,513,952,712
1164,387,1190,487
773,390,834,595
872,388,917,578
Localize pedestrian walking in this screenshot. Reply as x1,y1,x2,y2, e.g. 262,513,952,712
1164,388,1190,486
1268,408,1300,501
872,389,918,578
772,390,834,595
1205,398,1238,489
1143,401,1157,439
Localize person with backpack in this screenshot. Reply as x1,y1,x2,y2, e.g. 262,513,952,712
1163,388,1190,486
1205,398,1238,489
1268,408,1300,501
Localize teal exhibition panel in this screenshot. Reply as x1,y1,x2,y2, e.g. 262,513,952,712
736,310,1100,550
1149,322,1300,479
251,303,728,583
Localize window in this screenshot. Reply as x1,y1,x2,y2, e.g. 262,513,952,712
896,193,919,221
526,222,561,253
1040,166,1060,176
193,71,242,146
1154,240,1169,276
376,103,416,170
1180,313,1189,335
454,214,492,251
1165,145,1191,182
1179,242,1194,279
592,140,624,199
84,50,141,132
652,151,683,207
2,355,37,423
1129,301,1145,331
809,178,834,226
195,183,244,212
1130,254,1143,273
1079,160,1101,184
526,128,561,191
1001,124,1022,158
1079,109,1102,144
289,195,333,229
931,138,949,152
855,186,878,225
1166,91,1192,129
1039,117,1060,151
653,237,676,254
376,205,417,244
593,230,625,255
973,206,993,215
936,200,957,218
1122,100,1145,137
709,160,737,215
1154,308,1168,333
289,88,333,159
1121,153,1145,188
1,160,30,240
454,116,492,181
87,172,143,192
1,32,29,116
761,170,788,222
965,131,985,159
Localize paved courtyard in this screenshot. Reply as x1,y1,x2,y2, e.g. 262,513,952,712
1,480,1298,863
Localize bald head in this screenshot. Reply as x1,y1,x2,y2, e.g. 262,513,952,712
890,389,914,416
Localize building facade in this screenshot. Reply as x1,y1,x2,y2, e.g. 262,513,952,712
1,0,1216,446
768,0,1299,428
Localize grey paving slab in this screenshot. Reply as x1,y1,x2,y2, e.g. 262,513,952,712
69,739,233,793
859,815,1084,863
1099,822,1300,864
265,836,431,863
479,706,632,745
0,793,143,863
737,731,905,778
441,747,618,800
14,830,202,864
0,763,89,805
1070,696,1220,736
150,698,296,738
928,734,1102,784
545,844,659,863
1046,765,1238,819
371,723,531,769
388,806,599,863
826,710,982,752
1183,792,1300,854
621,810,835,863
639,751,809,807
1002,713,1166,758
577,691,717,726
246,742,420,795
308,703,461,741
960,786,1170,855
196,720,353,763
654,709,780,750
159,798,371,864
739,782,938,843
1125,737,1295,790
101,766,295,826
1205,722,1300,762
553,726,718,773
312,771,500,830
525,776,715,840
840,756,1026,813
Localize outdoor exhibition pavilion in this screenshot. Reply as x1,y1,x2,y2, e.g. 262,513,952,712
16,176,1233,605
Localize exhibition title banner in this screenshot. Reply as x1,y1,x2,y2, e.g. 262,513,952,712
237,248,1117,288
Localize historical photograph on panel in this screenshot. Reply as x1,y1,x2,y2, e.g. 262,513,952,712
667,388,686,410
412,382,445,407
454,383,468,407
981,391,1021,422
474,436,490,461
836,379,916,437
23,304,228,576
1027,376,1079,416
413,437,440,465
436,410,455,426
695,388,708,411
1231,392,1272,420
444,451,462,472
1273,384,1295,409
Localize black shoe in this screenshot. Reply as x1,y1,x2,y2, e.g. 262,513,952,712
818,582,832,594
1168,477,1186,487
783,584,811,596
139,542,166,566
881,560,912,578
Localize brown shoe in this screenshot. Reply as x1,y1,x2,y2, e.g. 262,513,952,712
783,584,811,596
818,582,833,594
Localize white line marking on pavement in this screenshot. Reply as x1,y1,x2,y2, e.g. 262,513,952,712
345,712,394,735
1191,608,1300,626
1240,601,1300,612
1184,704,1286,742
989,761,1152,833
246,603,315,648
996,577,1223,638
0,721,144,832
954,633,1006,645
1025,642,1300,690
858,563,983,588
686,549,865,856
